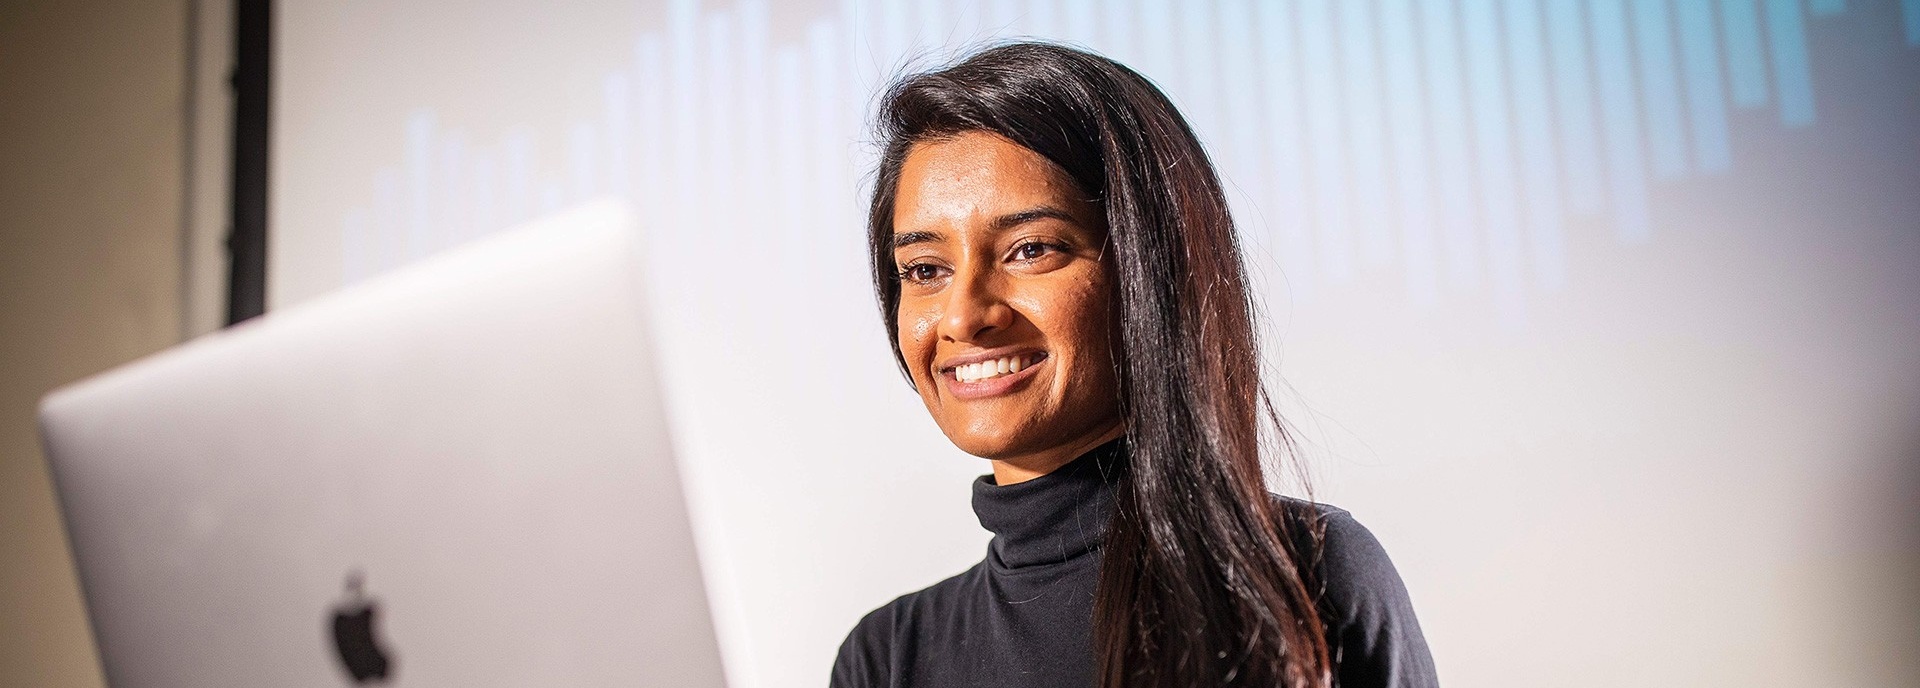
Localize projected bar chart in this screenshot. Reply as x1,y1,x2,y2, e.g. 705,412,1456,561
336,0,1919,323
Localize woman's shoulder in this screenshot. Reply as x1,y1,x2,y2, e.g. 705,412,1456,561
1270,495,1440,687
1273,498,1404,606
829,563,984,687
1270,495,1416,621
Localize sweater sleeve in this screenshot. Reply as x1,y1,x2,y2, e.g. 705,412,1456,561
829,602,896,688
1316,508,1440,688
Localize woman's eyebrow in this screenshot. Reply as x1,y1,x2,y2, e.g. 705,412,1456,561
990,206,1077,231
892,206,1077,250
892,230,944,249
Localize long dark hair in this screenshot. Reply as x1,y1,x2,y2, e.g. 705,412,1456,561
866,43,1330,687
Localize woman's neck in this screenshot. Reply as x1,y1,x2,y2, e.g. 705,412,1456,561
988,421,1127,485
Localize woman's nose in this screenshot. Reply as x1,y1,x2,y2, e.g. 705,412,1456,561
939,266,1013,343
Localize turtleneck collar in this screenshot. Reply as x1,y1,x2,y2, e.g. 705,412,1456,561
970,439,1126,571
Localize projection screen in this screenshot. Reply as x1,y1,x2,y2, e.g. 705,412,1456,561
275,1,1920,685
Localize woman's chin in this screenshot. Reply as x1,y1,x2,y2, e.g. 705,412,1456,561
942,420,1042,462
946,435,1018,462
938,403,1124,464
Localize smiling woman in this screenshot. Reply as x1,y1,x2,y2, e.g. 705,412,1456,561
833,43,1437,688
888,131,1124,482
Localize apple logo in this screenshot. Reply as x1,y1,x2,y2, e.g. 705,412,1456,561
330,570,394,684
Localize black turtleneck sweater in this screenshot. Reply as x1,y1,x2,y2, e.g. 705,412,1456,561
830,443,1438,687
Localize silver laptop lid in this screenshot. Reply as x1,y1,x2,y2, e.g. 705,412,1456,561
38,201,727,687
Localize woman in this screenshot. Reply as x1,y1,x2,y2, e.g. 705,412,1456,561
833,42,1436,688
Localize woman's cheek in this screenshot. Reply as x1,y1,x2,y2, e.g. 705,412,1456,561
902,307,940,348
898,306,942,385
1064,277,1115,387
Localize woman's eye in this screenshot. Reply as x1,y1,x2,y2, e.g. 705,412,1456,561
899,263,945,283
1012,241,1056,261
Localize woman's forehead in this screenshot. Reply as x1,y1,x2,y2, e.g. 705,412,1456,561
893,132,1089,238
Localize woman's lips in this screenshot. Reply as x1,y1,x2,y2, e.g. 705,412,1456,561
943,352,1047,400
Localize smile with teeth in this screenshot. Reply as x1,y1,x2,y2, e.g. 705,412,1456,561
950,353,1044,383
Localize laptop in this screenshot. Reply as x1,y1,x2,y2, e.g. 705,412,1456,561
37,200,728,687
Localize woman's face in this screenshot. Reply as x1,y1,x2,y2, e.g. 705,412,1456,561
890,131,1124,479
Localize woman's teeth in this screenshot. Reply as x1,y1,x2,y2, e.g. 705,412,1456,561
953,354,1036,383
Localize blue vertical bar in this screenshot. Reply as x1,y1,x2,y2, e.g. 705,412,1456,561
1675,0,1732,172
740,0,769,213
1503,0,1566,291
746,1,777,285
948,0,981,45
1102,0,1136,59
631,26,687,376
1029,0,1059,37
809,20,841,364
809,20,840,231
341,210,368,283
632,36,665,220
471,151,496,237
503,129,532,225
988,0,1021,34
833,0,859,90
837,0,860,174
1808,0,1843,15
663,2,707,334
1765,0,1816,126
1719,0,1769,107
1217,0,1261,200
602,73,632,199
1139,0,1175,82
1339,0,1392,269
1462,0,1524,318
567,122,598,204
915,0,944,49
1422,0,1479,287
705,12,734,242
1378,0,1438,304
667,0,699,229
1215,0,1260,255
773,47,802,257
404,110,434,259
1590,0,1652,241
1632,0,1687,178
1906,0,1920,45
1298,0,1350,281
373,169,401,272
1063,0,1097,44
1178,0,1220,137
767,45,804,369
1546,0,1604,214
437,129,466,246
878,0,908,66
1255,0,1314,293
672,0,710,332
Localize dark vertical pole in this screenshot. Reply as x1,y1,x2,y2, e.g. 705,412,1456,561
227,0,269,325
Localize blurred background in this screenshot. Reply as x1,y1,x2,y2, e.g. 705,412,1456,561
4,0,1917,686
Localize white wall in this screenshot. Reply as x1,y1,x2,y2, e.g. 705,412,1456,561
274,2,1920,686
